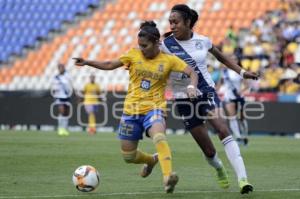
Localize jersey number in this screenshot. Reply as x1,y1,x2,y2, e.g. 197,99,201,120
119,123,134,136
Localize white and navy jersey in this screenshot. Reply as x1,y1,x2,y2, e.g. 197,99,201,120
51,72,72,99
222,68,243,101
161,33,215,98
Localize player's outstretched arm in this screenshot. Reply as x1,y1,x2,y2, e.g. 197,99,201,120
209,46,259,80
73,58,123,70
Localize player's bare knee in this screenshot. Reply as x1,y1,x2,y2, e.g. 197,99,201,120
121,150,137,163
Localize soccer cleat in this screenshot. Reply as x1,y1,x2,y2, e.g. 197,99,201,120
58,128,65,136
140,153,158,178
164,172,179,193
87,127,96,135
58,128,69,136
62,128,70,136
239,178,253,194
216,167,230,189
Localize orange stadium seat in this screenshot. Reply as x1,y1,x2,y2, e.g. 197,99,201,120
0,0,282,90
196,0,281,43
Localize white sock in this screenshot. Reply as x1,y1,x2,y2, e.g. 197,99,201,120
206,153,224,169
58,115,68,129
242,119,249,137
222,135,247,181
229,118,242,138
62,116,69,129
58,115,64,129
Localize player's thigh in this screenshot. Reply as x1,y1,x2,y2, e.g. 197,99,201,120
144,109,166,138
147,121,166,138
58,104,69,115
56,102,64,113
207,108,230,139
225,102,237,116
63,104,70,115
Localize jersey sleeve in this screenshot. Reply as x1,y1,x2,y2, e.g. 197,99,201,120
170,55,188,72
83,84,87,93
119,48,135,66
204,37,213,50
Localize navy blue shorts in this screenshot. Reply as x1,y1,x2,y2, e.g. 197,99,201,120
229,97,245,105
84,104,99,113
54,98,71,109
54,98,70,104
118,109,165,141
175,91,221,130
224,97,245,111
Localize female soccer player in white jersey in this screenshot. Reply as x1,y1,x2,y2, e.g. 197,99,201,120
73,21,198,193
51,63,73,136
222,66,249,145
161,4,259,194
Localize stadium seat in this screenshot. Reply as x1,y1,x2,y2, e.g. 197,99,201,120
0,0,100,63
0,0,282,91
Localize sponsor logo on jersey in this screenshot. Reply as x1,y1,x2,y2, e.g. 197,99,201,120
174,52,186,56
170,45,180,50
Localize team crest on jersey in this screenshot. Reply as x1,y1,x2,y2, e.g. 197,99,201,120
195,40,203,49
158,64,164,72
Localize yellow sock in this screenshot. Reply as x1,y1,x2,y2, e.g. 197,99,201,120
121,150,154,164
135,150,155,164
153,133,172,177
88,113,96,128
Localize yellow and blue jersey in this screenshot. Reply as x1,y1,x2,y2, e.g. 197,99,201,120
119,48,187,115
83,83,101,105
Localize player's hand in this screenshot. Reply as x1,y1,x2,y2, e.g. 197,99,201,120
243,71,259,80
73,57,86,66
187,86,197,100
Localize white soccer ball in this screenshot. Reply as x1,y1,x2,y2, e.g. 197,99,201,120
72,165,100,192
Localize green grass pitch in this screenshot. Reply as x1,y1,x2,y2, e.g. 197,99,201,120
0,131,300,199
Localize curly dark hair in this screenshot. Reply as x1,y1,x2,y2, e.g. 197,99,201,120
138,21,160,43
171,4,199,29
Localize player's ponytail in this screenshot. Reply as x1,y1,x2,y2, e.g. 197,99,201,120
138,21,160,43
189,9,198,29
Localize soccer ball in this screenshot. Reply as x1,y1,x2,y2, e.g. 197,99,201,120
72,165,100,192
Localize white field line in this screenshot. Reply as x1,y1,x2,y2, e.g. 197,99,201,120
0,188,300,198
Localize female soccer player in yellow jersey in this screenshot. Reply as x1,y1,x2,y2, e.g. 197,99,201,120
82,74,101,135
73,21,198,193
